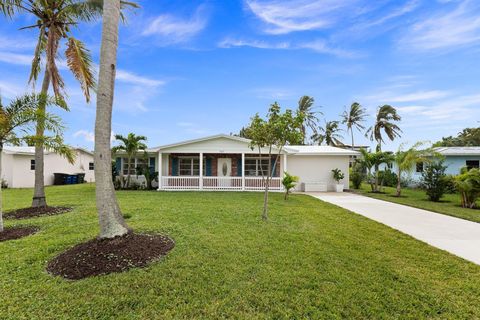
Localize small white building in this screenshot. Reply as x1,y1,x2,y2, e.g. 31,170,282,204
114,134,359,192
1,146,95,188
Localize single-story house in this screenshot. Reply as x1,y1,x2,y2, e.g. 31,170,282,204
114,134,359,192
380,146,480,182
1,146,95,188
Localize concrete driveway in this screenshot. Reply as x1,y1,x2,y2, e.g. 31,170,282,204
308,192,480,265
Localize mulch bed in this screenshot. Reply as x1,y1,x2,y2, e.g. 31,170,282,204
0,226,39,242
4,206,72,220
47,233,175,280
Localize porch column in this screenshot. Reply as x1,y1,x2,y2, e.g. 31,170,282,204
283,154,288,174
157,152,162,190
241,153,245,191
199,152,203,190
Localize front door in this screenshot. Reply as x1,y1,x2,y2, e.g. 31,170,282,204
217,158,232,186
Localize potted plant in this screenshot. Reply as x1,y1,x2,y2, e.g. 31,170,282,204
332,168,345,192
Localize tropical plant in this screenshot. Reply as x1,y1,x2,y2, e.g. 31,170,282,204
393,142,426,197
0,0,137,208
377,169,398,188
248,102,304,220
434,127,480,147
341,102,367,149
357,148,393,192
282,172,299,200
297,95,321,145
455,168,480,209
350,166,363,189
312,121,343,146
332,168,345,183
421,160,447,202
366,105,402,152
94,0,133,239
0,94,73,232
112,133,147,188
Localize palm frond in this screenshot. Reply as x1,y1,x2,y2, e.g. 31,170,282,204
29,26,47,85
66,37,96,103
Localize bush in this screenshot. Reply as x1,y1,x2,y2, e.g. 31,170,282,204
350,166,363,189
455,168,480,209
443,175,457,194
377,169,398,188
421,160,447,202
282,172,299,200
1,179,8,189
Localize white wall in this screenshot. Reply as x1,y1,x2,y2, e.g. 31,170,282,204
2,149,95,188
287,155,350,192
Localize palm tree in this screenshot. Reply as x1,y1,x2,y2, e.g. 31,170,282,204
312,121,343,146
0,94,73,232
297,95,321,145
366,105,402,151
357,148,393,192
94,0,133,238
341,102,367,150
393,142,427,197
112,133,147,188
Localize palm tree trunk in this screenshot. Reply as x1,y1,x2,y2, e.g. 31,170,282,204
126,156,131,188
31,72,50,208
351,129,354,150
94,0,130,239
0,145,4,232
396,168,402,197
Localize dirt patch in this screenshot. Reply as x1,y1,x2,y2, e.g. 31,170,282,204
0,226,39,242
4,206,72,220
46,233,175,280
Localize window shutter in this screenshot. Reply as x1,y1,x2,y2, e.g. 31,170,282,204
206,157,212,176
149,157,155,174
237,158,242,177
172,157,178,176
115,157,121,175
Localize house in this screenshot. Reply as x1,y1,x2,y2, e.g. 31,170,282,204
114,134,359,192
1,146,95,188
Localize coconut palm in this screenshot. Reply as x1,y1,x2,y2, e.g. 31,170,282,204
297,95,321,145
112,133,147,188
366,105,402,151
0,94,73,232
94,0,135,238
0,0,137,208
393,142,427,197
341,102,367,150
357,148,393,192
312,121,343,147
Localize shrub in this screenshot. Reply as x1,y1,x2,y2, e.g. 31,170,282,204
421,160,447,202
443,175,457,194
350,166,363,189
282,172,299,200
378,169,398,188
455,168,480,209
1,179,8,189
332,168,345,183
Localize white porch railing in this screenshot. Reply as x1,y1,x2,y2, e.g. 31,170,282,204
160,176,282,191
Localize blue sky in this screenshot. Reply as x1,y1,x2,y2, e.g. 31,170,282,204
1,0,480,151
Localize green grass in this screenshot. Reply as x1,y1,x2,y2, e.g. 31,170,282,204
1,184,480,319
354,183,480,223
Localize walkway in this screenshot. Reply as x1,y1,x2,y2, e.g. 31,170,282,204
308,192,480,265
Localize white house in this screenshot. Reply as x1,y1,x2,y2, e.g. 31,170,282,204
114,134,359,192
1,146,95,188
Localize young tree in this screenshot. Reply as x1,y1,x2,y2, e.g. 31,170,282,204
341,102,367,150
112,133,147,188
94,0,131,238
248,102,304,220
357,149,392,192
456,168,480,209
282,172,299,200
0,94,73,232
297,95,320,145
393,142,426,197
421,160,447,202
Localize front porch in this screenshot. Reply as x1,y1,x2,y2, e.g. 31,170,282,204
158,152,284,191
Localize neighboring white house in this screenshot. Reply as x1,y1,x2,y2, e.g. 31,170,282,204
114,134,359,192
1,146,95,188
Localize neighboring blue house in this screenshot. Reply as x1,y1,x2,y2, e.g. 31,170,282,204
379,147,480,182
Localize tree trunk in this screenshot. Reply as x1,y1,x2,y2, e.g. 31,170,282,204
94,0,130,239
262,156,272,220
351,129,354,150
396,168,402,197
31,72,51,208
126,156,131,188
0,146,3,232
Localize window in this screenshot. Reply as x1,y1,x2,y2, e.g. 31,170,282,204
122,158,136,175
245,158,271,176
89,162,94,170
416,162,424,173
466,160,479,170
178,157,199,176
30,159,35,170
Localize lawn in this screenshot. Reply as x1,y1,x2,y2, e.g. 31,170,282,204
354,183,480,223
1,184,480,319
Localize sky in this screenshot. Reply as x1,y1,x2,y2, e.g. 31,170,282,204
0,0,480,151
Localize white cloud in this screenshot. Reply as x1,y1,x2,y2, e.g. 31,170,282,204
0,36,37,51
364,90,451,103
0,51,32,66
0,81,29,99
245,0,357,34
218,38,290,49
73,130,95,143
115,70,165,87
400,0,480,51
142,6,208,43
